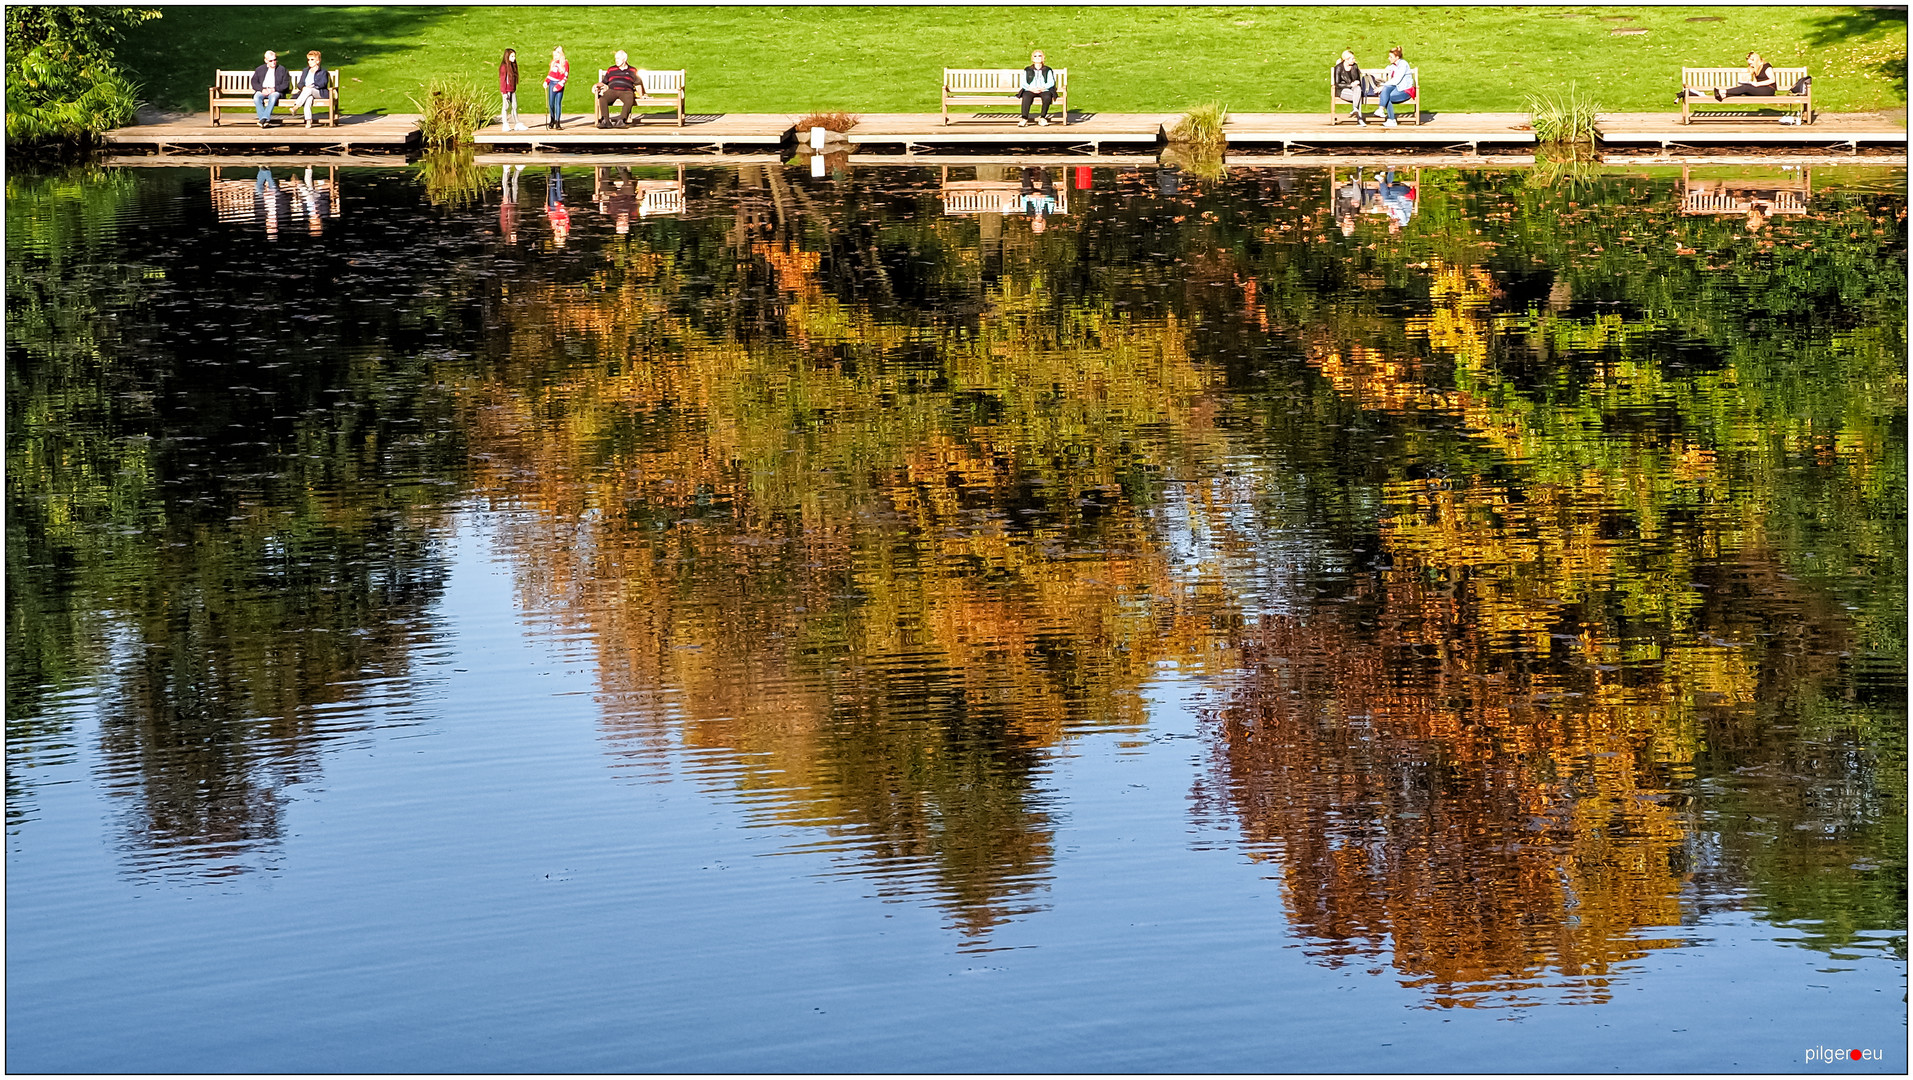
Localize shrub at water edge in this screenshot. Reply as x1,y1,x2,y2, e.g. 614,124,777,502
4,6,160,154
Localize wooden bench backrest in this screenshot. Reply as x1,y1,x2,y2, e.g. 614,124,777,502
598,68,685,94
944,68,1067,92
942,188,1069,216
1682,66,1808,91
214,68,343,93
1682,188,1809,214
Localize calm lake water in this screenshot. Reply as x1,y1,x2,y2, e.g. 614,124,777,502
6,159,1906,1072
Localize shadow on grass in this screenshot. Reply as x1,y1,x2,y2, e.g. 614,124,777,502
1805,7,1907,98
122,6,459,112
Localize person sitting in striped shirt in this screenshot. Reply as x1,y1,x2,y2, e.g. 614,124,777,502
595,51,646,127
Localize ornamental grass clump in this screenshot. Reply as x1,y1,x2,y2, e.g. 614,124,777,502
1526,82,1601,148
796,111,859,132
1168,102,1228,153
410,78,489,148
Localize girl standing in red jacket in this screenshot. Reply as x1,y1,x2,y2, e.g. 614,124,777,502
498,48,522,130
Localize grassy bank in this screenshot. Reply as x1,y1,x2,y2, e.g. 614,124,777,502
124,5,1905,118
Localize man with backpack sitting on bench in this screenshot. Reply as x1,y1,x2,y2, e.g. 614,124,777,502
595,51,645,127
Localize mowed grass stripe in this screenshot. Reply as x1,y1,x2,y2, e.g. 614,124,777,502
126,5,1906,118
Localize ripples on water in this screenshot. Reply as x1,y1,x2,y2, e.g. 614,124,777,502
5,160,1905,1069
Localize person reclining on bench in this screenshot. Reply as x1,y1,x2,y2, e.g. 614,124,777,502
1681,51,1777,102
596,51,646,127
1018,49,1058,127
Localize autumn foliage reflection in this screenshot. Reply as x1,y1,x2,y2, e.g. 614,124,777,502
464,213,1241,938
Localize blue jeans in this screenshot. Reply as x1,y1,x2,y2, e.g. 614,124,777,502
547,87,564,126
1376,85,1411,121
253,90,281,121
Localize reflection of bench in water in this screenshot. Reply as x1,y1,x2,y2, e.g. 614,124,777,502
1680,166,1811,215
594,164,685,219
938,166,1069,215
210,165,341,234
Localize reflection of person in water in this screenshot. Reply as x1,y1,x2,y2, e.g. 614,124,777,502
545,166,569,247
254,167,290,239
291,165,329,235
499,163,523,242
1371,168,1416,233
1019,167,1056,231
596,165,638,234
1334,173,1367,236
1744,198,1772,233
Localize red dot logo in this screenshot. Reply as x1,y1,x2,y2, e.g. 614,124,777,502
1850,1050,1862,1061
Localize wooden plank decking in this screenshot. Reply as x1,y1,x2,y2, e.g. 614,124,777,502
844,112,1178,153
1225,112,1538,152
1596,111,1906,146
101,111,421,152
473,113,799,150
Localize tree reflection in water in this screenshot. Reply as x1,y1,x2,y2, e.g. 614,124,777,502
6,161,1903,961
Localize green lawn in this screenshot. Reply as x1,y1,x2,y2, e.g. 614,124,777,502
125,5,1906,117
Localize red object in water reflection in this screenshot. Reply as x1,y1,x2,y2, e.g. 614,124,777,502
1075,166,1092,190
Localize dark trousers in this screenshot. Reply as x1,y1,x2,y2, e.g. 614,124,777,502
598,88,636,124
1018,89,1056,118
1721,83,1777,98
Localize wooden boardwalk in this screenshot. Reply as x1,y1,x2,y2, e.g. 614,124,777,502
845,112,1178,154
1225,112,1537,153
474,113,798,151
1596,111,1906,148
99,107,1906,160
101,111,421,152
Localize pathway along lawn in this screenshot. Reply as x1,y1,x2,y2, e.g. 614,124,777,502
127,6,1905,118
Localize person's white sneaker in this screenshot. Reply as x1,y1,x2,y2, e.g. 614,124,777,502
1383,117,1398,128
1018,117,1029,127
1037,116,1049,126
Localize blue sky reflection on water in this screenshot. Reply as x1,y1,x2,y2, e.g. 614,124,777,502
3,508,1900,1073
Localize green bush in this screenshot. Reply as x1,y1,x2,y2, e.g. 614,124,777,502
4,6,159,152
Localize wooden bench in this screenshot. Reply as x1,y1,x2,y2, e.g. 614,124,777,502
1680,66,1810,124
942,68,1069,125
209,68,343,126
1328,66,1419,125
595,68,687,126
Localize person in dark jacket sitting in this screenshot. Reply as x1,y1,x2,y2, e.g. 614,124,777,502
287,50,330,128
595,51,646,127
252,50,291,127
1018,49,1058,127
1332,49,1368,125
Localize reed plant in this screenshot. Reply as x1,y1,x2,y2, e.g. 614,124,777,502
409,78,490,148
1526,82,1601,149
1167,101,1228,153
414,149,486,209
